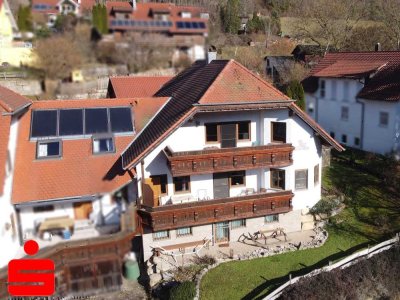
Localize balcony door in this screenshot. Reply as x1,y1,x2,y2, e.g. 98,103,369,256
213,173,230,199
220,123,237,148
215,221,230,243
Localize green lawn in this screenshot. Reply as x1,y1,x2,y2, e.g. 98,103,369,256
200,150,400,300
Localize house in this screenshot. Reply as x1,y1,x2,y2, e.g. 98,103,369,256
106,1,209,62
119,59,344,263
107,75,173,98
31,0,96,27
0,0,33,66
303,51,400,156
0,85,170,268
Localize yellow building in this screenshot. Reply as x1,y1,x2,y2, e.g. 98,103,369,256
0,0,33,66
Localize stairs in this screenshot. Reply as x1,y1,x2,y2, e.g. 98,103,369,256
301,208,315,231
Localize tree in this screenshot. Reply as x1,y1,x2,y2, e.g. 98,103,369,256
92,4,108,34
289,0,369,51
221,0,241,34
246,12,265,34
17,5,32,32
34,34,84,79
286,80,305,110
376,0,400,50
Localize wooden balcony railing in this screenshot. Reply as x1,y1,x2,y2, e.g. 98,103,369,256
139,190,293,231
163,144,294,176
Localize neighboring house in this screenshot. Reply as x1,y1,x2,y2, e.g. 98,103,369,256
303,51,400,156
31,0,95,27
107,75,173,98
119,59,343,262
0,0,32,66
0,86,168,268
107,1,209,62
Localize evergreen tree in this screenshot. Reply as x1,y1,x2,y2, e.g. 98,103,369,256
92,4,108,34
100,5,108,34
221,0,241,34
246,12,265,34
286,80,305,110
17,5,32,32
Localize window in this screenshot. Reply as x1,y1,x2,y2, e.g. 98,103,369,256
151,175,168,194
59,109,83,136
205,123,218,142
153,230,169,240
238,121,250,140
173,176,190,193
231,219,246,229
271,122,286,143
31,110,58,138
354,137,360,146
342,134,347,144
93,137,115,154
37,141,61,158
314,164,319,185
331,80,337,100
230,171,245,186
379,112,389,127
271,169,285,190
320,80,325,98
330,132,335,139
295,169,308,190
176,227,192,237
341,106,349,121
265,214,279,223
33,205,55,213
343,81,349,101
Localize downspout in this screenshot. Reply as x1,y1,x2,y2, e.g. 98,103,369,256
15,206,23,246
140,160,145,208
356,98,365,150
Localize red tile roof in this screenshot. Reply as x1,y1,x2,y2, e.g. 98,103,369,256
12,97,166,204
121,60,343,169
0,85,32,114
303,51,400,101
107,2,208,34
0,110,11,196
108,76,173,98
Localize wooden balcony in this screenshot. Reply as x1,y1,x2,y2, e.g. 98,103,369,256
139,190,293,231
163,144,294,177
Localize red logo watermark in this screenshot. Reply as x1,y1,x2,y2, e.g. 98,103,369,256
8,240,55,296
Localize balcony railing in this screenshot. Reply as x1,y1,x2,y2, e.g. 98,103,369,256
139,190,293,231
163,144,294,176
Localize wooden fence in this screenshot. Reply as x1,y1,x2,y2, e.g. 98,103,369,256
264,233,400,300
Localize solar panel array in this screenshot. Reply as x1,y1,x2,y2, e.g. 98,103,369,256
176,21,206,29
33,4,53,10
110,19,173,28
31,107,133,138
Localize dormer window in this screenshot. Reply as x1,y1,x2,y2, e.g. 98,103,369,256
37,140,62,159
93,137,115,154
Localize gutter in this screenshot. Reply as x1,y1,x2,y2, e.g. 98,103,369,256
14,194,97,208
1,102,32,116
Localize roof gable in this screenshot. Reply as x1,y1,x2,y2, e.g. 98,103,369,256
108,76,173,98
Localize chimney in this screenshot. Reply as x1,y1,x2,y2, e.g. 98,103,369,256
132,0,136,11
375,43,381,52
207,45,217,63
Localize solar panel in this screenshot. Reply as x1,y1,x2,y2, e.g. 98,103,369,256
59,109,83,136
192,22,199,29
31,110,57,138
177,21,184,29
110,107,133,133
198,22,206,29
185,22,193,29
85,108,108,134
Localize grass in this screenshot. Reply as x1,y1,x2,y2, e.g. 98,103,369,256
200,150,400,300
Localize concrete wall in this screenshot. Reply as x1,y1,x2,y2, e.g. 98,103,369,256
0,79,42,96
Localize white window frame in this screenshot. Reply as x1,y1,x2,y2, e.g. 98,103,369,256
92,136,115,155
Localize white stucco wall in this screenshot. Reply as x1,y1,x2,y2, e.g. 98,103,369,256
305,78,364,148
361,100,400,155
0,116,22,267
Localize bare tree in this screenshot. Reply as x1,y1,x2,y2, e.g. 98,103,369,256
289,0,368,51
376,0,400,50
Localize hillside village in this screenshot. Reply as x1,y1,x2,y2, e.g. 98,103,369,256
0,0,399,299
